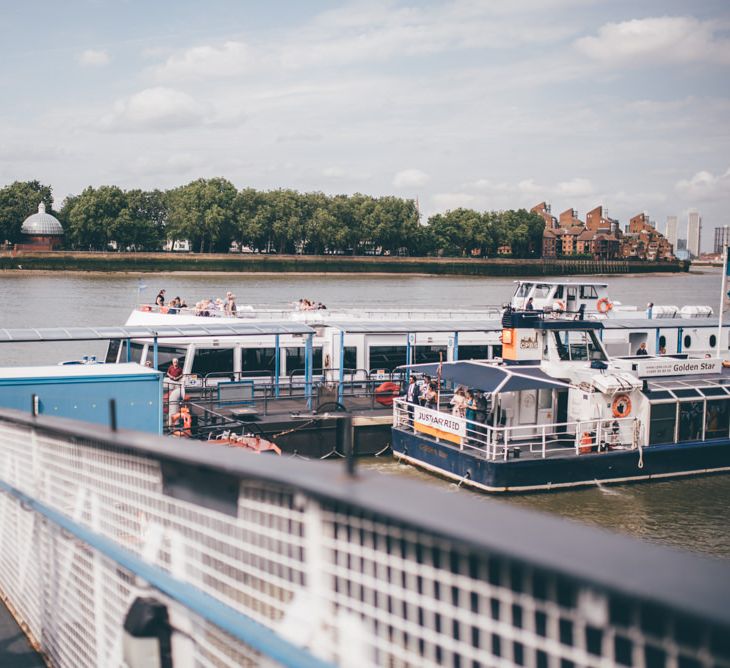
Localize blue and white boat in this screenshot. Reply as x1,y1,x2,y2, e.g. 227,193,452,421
391,307,730,492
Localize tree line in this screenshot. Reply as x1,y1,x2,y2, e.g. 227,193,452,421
0,179,545,258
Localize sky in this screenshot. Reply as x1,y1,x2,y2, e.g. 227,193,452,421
1,0,729,250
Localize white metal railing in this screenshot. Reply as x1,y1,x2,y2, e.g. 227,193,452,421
393,398,641,460
0,410,727,668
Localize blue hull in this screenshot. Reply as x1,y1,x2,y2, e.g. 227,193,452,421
391,429,730,492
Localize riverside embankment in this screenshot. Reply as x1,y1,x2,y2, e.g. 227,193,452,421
0,251,689,275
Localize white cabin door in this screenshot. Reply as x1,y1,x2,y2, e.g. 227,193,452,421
518,390,538,437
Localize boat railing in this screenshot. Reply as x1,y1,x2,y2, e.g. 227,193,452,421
393,399,641,461
1,408,727,667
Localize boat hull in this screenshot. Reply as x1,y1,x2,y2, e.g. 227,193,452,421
391,429,730,492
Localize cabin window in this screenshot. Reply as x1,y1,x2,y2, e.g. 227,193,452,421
535,284,551,298
242,348,276,375
710,335,717,348
105,340,121,363
459,345,489,360
538,389,552,410
491,344,502,359
286,347,324,374
156,345,187,373
343,347,358,370
658,335,666,350
191,348,234,378
579,286,598,299
678,401,704,442
554,286,564,299
684,335,692,349
415,345,448,365
705,400,729,440
515,283,531,298
369,346,407,372
126,342,145,364
649,403,676,445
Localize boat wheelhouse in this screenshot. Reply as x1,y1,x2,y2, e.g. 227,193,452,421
391,308,730,492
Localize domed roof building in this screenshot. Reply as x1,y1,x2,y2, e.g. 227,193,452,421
17,202,63,250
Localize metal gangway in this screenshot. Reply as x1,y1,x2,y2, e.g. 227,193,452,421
0,408,729,667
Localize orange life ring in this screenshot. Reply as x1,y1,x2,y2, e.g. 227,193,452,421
597,297,613,314
375,381,400,407
611,394,631,418
171,407,192,437
554,300,566,311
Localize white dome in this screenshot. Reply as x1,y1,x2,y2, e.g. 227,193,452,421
21,202,64,236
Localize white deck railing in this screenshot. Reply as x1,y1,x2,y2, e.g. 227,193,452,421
393,398,641,460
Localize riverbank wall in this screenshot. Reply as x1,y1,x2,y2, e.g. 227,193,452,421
0,251,690,275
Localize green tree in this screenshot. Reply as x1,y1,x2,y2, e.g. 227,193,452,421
62,185,126,250
0,180,54,244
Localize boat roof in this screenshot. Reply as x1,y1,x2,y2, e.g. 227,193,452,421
326,320,500,333
0,322,316,343
398,361,571,393
514,280,608,287
0,362,159,380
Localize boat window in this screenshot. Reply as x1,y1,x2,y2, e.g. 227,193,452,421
699,386,728,397
286,347,324,374
414,345,447,365
649,403,677,445
538,389,552,409
674,388,701,398
343,347,357,370
684,335,692,349
534,284,551,298
705,400,729,440
554,285,564,299
459,345,489,360
710,334,717,348
156,345,187,373
646,390,673,400
678,401,704,442
491,344,502,359
515,283,532,298
555,330,606,362
658,335,666,349
369,346,407,372
105,340,121,363
124,342,145,364
243,348,276,374
553,332,570,361
191,348,234,378
579,286,598,299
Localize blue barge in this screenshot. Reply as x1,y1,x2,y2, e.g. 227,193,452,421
392,309,730,492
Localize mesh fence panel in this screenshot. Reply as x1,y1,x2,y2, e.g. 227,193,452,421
1,416,729,668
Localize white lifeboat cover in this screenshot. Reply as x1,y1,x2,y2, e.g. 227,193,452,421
590,372,642,394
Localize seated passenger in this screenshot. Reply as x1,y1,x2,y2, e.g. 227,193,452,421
166,358,183,381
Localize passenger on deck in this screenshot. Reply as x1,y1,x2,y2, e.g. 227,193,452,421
166,358,183,381
225,293,237,316
450,388,466,418
525,297,534,311
636,342,649,356
419,375,432,406
155,289,166,307
405,375,419,404
659,346,667,355
465,390,477,422
424,382,438,409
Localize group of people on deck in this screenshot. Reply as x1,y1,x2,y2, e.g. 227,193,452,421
295,298,327,311
404,375,488,422
155,288,236,316
155,290,187,313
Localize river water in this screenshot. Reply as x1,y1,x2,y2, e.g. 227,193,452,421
1,268,728,559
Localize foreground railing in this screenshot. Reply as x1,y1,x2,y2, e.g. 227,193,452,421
394,398,640,460
0,408,729,667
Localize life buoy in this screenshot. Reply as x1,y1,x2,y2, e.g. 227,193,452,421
597,298,613,314
171,407,192,437
579,432,593,454
553,300,565,311
375,381,400,407
612,394,631,418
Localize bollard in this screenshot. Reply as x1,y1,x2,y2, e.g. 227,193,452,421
335,414,356,477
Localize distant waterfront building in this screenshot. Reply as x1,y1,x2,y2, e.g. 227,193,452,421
16,202,64,251
714,226,730,254
665,216,678,249
687,211,702,258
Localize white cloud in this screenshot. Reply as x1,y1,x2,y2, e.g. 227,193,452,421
575,17,730,67
78,49,110,67
153,41,251,80
393,168,430,188
556,177,595,197
98,87,207,132
431,192,477,210
676,167,730,201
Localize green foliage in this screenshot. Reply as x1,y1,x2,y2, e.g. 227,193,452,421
4,178,548,257
0,180,54,244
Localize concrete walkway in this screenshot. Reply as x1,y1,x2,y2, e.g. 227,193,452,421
0,601,44,667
